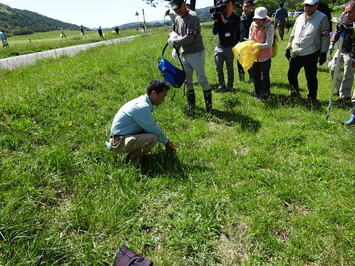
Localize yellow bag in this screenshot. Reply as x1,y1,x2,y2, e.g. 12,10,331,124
232,40,261,71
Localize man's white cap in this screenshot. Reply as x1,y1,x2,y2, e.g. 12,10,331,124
253,7,268,19
303,0,318,5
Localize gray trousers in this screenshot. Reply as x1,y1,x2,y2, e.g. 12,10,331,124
182,51,210,92
214,46,234,88
330,50,354,98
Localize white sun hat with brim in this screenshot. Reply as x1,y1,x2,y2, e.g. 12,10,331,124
253,7,268,19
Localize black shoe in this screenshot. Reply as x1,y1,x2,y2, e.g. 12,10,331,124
305,96,317,104
215,85,226,92
337,97,351,102
225,87,235,92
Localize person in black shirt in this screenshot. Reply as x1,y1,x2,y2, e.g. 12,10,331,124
238,0,254,82
98,26,104,39
80,25,85,36
213,0,241,92
318,1,332,32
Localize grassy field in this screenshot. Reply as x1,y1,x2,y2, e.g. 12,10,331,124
0,28,154,59
0,22,354,265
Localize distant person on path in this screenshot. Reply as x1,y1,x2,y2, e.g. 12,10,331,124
328,10,354,102
275,2,288,40
0,30,5,45
80,25,85,36
0,30,9,47
238,0,254,82
212,0,240,92
107,80,177,161
168,0,212,112
285,0,330,103
98,26,104,39
249,7,275,101
115,26,120,35
60,28,66,38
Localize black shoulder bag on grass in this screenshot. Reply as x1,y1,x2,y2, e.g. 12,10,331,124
113,245,153,266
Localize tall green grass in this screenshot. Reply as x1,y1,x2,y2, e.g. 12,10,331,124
0,24,354,264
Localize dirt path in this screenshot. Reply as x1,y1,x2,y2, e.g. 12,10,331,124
0,35,136,70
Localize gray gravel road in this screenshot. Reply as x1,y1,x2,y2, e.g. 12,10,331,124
0,35,136,70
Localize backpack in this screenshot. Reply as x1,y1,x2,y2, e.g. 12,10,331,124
251,22,278,58
158,43,186,88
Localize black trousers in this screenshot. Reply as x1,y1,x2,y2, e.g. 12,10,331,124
288,50,320,99
253,59,271,97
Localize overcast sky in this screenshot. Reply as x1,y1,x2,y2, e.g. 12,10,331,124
0,0,213,28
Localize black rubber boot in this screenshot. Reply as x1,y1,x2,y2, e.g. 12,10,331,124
204,90,212,113
185,91,196,112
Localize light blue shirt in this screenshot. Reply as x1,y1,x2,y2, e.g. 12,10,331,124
110,94,169,144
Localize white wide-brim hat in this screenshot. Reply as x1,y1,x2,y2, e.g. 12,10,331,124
253,7,268,19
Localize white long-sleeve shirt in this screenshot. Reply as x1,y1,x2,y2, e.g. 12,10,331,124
288,10,330,56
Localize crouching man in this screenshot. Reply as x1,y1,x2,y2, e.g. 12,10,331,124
107,80,177,160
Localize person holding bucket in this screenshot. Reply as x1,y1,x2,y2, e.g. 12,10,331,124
168,0,212,113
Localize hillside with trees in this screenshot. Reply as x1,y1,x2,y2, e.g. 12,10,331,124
0,3,81,37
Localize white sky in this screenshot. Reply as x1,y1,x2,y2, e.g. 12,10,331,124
0,0,214,28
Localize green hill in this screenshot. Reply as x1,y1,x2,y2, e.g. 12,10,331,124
0,3,214,37
0,3,81,37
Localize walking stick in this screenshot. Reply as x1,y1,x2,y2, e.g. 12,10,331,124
326,31,345,122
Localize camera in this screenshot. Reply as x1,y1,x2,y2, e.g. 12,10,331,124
209,1,227,21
